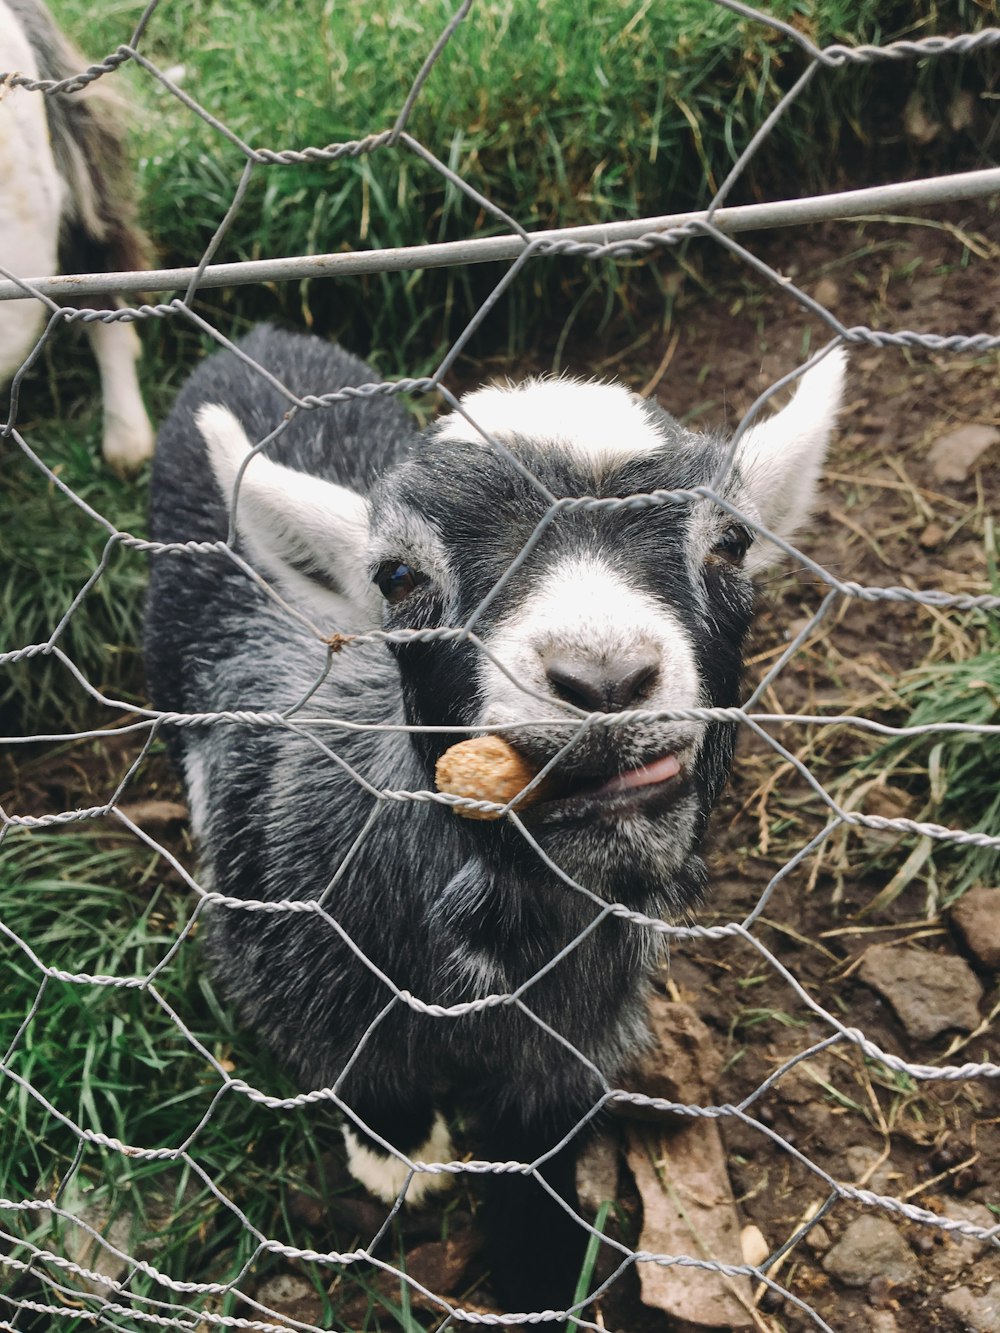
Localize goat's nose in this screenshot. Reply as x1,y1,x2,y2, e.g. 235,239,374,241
542,648,661,713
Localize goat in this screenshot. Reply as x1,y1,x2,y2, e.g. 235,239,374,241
145,325,845,1312
0,0,153,472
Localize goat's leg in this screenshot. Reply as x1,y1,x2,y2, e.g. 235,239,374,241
478,1108,593,1315
342,1090,456,1208
85,314,154,473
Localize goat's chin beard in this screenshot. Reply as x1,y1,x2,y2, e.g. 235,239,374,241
522,790,705,907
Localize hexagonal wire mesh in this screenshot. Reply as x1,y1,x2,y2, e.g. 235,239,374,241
2,1,999,1329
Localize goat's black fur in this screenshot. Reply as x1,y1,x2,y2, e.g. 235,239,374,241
146,326,843,1311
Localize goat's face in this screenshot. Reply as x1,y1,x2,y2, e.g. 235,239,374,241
196,351,845,899
365,353,845,894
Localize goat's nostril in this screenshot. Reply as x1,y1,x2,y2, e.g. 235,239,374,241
619,658,661,707
543,650,661,713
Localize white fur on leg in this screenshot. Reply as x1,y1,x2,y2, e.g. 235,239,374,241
86,319,154,473
343,1113,455,1207
0,4,64,380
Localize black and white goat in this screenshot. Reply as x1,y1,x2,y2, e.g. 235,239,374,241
146,326,845,1311
0,0,152,472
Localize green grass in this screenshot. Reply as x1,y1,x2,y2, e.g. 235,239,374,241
3,0,992,734
2,5,997,1324
2,415,148,731
858,618,1000,905
45,0,996,364
814,522,1000,912
0,819,418,1329
2,316,267,733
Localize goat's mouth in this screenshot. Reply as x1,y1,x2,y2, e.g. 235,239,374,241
524,750,688,822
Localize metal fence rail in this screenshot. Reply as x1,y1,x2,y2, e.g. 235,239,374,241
1,1,999,1330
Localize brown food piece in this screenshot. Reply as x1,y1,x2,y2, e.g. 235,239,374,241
435,735,550,820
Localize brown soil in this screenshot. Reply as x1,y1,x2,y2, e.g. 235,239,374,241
593,201,1000,1333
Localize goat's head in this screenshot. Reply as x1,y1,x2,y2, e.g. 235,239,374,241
196,350,845,899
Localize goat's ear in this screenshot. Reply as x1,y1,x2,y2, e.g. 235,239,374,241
196,403,374,626
733,349,846,574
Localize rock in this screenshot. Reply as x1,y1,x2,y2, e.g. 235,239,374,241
951,888,1000,970
941,1282,1000,1332
254,1273,324,1327
927,423,1000,482
842,1145,898,1195
821,1216,919,1288
918,522,947,550
619,997,722,1116
948,90,977,134
51,1171,202,1296
61,1199,133,1293
740,1223,769,1268
576,1132,621,1215
903,91,941,145
868,1312,899,1333
345,1231,481,1318
868,1273,896,1308
856,944,983,1041
285,1185,326,1230
626,1120,753,1328
401,1232,481,1298
933,1200,996,1275
806,1224,832,1254
813,278,840,309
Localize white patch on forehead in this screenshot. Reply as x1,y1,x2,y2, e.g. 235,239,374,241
436,377,664,471
478,553,703,729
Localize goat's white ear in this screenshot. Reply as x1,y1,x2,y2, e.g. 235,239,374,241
196,403,373,627
734,349,847,573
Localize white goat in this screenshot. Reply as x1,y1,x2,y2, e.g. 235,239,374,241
0,0,153,472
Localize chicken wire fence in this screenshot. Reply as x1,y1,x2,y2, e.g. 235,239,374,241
2,0,1000,1329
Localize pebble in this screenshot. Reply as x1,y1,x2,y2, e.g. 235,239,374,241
812,278,840,308
918,521,946,549
951,887,1000,971
941,1282,1000,1332
933,1200,996,1275
867,1313,899,1333
255,1273,324,1327
806,1223,832,1253
843,1144,897,1195
822,1216,918,1288
740,1223,769,1268
856,944,983,1042
927,423,1000,482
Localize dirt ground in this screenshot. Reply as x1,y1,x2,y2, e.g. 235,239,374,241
4,200,999,1331
592,201,1000,1332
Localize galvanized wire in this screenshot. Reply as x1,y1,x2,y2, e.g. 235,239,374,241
2,1,999,1330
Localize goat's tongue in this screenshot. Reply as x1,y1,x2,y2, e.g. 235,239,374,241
594,753,681,797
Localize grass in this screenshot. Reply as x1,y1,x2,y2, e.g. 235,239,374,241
0,817,417,1330
45,0,997,365
2,416,148,731
3,3,998,1326
854,611,1000,905
746,510,1000,918
4,0,994,732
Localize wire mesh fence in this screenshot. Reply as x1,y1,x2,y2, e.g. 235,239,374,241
2,1,999,1329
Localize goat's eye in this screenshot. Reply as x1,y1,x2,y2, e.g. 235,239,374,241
709,525,753,567
375,560,421,603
